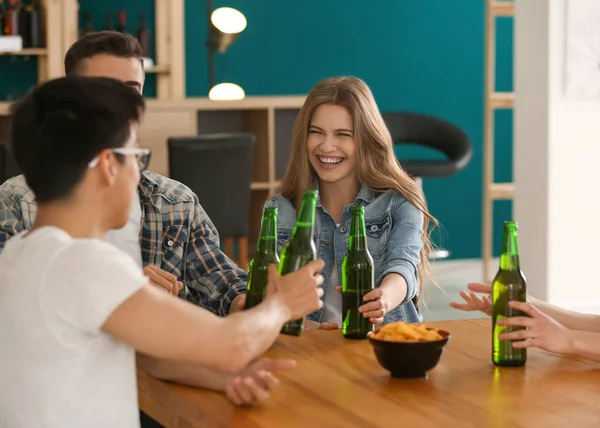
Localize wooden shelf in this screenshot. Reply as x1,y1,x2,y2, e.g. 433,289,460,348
0,102,10,115
155,0,184,98
0,48,48,56
0,96,308,116
145,96,307,111
482,0,515,281
488,183,514,200
145,64,170,74
490,92,514,109
490,1,514,16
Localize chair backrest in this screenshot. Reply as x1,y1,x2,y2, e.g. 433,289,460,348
0,143,21,182
167,133,255,239
381,112,472,178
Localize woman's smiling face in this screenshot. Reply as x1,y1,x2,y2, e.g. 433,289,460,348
306,103,357,185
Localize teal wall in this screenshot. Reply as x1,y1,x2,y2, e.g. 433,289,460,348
0,56,38,101
189,0,515,260
0,0,514,259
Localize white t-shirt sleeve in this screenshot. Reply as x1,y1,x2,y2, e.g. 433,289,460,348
41,240,148,334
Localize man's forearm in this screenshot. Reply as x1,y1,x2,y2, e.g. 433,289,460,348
221,295,290,369
567,330,600,361
531,297,600,333
136,353,228,390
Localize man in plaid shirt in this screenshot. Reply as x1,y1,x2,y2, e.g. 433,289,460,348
0,32,247,317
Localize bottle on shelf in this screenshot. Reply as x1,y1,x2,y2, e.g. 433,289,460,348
0,0,7,37
4,0,19,36
80,11,94,38
116,10,126,33
104,12,114,31
18,0,30,47
28,0,42,48
137,12,150,57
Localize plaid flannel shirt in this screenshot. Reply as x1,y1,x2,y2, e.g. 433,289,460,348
0,171,248,316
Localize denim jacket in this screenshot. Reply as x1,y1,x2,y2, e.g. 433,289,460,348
264,186,423,324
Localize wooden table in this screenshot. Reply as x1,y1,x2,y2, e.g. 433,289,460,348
138,319,600,427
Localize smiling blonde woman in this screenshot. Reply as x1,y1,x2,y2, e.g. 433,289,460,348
263,76,437,331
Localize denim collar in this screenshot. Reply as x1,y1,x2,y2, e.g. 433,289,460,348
313,180,377,209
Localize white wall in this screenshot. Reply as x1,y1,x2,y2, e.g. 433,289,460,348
514,0,600,312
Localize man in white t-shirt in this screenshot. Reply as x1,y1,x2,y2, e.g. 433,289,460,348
0,76,325,428
0,31,250,313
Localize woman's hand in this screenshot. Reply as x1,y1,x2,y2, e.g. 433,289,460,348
335,286,388,324
497,301,573,355
449,282,493,316
358,288,388,324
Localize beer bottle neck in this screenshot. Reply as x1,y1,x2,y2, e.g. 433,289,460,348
257,214,277,254
293,195,317,237
500,223,520,271
348,211,367,251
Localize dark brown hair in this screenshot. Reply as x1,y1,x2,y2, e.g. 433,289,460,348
10,76,145,202
64,31,143,76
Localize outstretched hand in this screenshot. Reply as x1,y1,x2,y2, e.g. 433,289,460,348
449,282,493,316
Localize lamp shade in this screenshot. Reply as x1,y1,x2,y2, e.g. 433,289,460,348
209,83,245,101
211,7,247,34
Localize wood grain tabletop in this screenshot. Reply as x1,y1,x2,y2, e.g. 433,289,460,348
138,318,600,428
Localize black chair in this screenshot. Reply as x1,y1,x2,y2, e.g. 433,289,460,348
0,143,21,182
381,112,473,259
168,133,255,268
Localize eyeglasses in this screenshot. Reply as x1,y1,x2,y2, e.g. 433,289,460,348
88,148,152,171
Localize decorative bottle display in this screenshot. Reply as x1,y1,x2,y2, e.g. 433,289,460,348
116,10,126,33
27,0,42,48
0,1,5,37
17,0,29,46
80,12,94,38
136,12,150,57
104,12,114,31
4,0,19,36
2,0,43,47
77,8,154,66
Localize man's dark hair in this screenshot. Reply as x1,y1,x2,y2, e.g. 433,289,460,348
10,76,145,203
64,31,143,76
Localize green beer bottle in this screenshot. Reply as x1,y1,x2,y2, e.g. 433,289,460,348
492,221,527,366
245,207,279,310
279,189,318,336
341,206,375,339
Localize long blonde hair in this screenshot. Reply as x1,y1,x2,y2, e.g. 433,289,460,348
278,76,438,304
